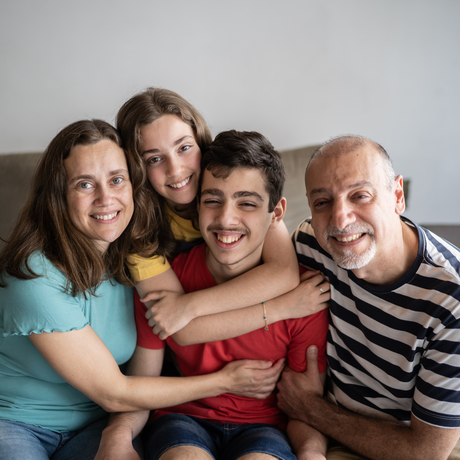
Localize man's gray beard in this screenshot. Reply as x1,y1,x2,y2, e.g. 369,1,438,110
327,238,376,270
324,223,376,270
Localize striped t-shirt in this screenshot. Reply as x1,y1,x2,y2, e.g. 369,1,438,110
293,217,460,428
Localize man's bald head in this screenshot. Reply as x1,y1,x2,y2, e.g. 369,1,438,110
306,135,396,191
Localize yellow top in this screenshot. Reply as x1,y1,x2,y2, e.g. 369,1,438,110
167,206,202,243
127,206,202,282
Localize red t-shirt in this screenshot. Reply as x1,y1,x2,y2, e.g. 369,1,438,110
135,243,328,429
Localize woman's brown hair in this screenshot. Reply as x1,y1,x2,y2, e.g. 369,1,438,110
116,87,212,259
0,119,151,297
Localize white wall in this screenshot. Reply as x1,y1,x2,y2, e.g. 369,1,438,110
1,0,459,224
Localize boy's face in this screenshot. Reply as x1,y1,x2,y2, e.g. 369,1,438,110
198,167,284,280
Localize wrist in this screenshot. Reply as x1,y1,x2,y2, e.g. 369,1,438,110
265,299,281,324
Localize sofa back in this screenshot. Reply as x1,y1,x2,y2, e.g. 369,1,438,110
0,153,42,248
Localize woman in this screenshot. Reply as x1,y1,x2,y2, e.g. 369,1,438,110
116,88,329,342
0,120,284,459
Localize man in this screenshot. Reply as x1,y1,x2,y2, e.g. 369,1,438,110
277,135,460,460
97,131,330,460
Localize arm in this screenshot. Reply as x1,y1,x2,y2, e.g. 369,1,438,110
95,346,164,460
277,346,460,460
171,269,330,346
28,321,285,414
141,220,300,338
288,420,327,460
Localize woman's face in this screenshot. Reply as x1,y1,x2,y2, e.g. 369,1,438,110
140,114,201,209
65,139,134,253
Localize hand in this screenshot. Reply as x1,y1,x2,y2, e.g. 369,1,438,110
221,357,285,399
277,346,324,421
142,291,194,339
279,270,330,321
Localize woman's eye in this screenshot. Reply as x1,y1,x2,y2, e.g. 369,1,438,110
112,177,123,185
78,182,92,189
180,145,191,152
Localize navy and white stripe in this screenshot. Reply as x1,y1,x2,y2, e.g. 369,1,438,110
294,217,460,428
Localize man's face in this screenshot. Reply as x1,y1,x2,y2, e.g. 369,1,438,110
306,143,404,277
199,167,285,279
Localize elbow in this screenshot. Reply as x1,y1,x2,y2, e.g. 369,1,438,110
95,395,130,413
90,382,136,413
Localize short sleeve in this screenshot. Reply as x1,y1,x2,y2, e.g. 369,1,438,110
2,254,88,336
285,309,329,374
134,290,164,350
127,253,170,282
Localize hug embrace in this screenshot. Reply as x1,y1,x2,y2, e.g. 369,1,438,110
1,88,460,460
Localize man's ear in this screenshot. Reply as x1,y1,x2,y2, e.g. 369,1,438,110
270,197,287,228
394,175,405,216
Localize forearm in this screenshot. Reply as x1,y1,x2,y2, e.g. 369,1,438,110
172,272,328,345
172,291,298,346
185,263,298,319
287,419,327,460
104,371,228,413
295,394,456,460
100,410,150,446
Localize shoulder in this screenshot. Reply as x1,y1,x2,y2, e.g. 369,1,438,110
3,251,67,291
416,222,460,283
1,253,88,336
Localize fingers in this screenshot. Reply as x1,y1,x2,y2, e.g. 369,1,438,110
270,357,286,378
140,291,165,303
305,345,320,379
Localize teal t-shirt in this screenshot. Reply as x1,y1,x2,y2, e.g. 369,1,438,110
0,252,136,432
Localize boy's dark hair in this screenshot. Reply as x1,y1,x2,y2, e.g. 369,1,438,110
200,130,285,212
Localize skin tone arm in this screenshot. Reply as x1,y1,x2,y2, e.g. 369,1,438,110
137,219,300,338
29,323,283,414
287,356,328,460
288,420,327,460
277,346,460,460
95,346,164,460
169,269,330,346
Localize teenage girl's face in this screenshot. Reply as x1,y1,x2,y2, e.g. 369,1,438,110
140,114,201,209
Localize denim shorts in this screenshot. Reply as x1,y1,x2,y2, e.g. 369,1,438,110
143,414,296,460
